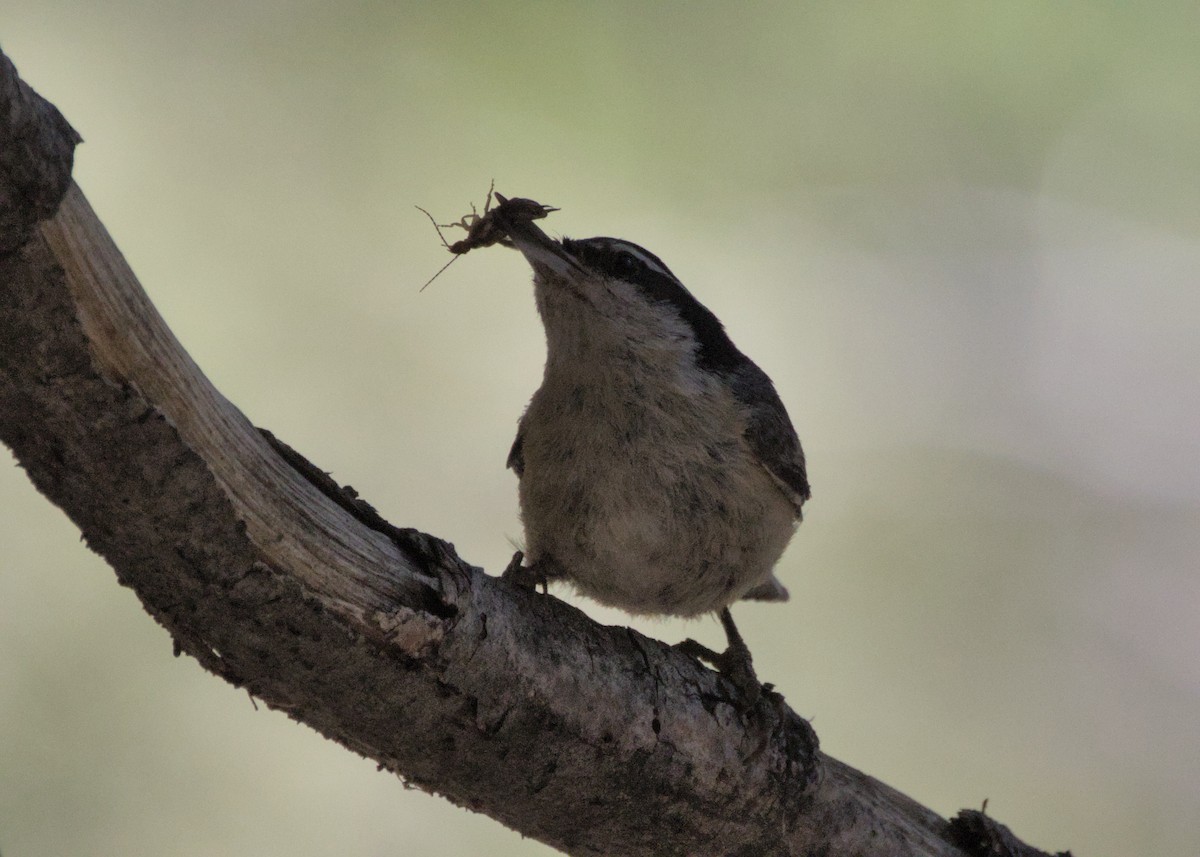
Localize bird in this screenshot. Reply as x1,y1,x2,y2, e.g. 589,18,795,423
488,195,809,701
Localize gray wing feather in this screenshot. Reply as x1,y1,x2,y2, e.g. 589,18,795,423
729,362,810,515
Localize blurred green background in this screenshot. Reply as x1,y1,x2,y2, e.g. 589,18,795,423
3,3,1199,856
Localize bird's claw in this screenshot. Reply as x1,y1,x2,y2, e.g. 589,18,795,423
675,611,764,710
500,550,550,594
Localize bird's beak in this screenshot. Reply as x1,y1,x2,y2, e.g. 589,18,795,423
492,194,585,278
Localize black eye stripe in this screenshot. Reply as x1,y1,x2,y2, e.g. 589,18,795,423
561,236,745,373
561,237,675,279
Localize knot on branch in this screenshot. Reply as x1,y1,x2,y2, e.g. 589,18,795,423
0,48,82,254
947,809,1074,857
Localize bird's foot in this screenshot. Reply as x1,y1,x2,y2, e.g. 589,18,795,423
675,608,764,709
500,550,551,595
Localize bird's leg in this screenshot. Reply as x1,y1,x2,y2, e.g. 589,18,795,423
676,607,763,707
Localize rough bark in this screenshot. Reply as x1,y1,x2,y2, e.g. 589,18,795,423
0,47,1072,857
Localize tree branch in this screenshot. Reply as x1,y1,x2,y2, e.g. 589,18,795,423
0,47,1071,857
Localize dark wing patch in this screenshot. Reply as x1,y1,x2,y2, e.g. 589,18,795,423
507,425,525,476
729,361,810,515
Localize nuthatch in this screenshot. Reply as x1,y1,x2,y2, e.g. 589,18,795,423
483,195,810,700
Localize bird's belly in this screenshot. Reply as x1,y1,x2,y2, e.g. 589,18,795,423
518,430,796,617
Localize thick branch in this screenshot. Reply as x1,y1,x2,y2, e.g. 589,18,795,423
0,48,1070,857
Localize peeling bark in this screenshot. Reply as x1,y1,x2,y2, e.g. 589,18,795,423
0,47,1072,857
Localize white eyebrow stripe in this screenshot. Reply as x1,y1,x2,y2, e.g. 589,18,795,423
598,239,678,280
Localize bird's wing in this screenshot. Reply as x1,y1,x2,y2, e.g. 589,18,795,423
729,362,810,515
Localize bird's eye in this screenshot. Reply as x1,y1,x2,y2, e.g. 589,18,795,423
614,254,638,273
